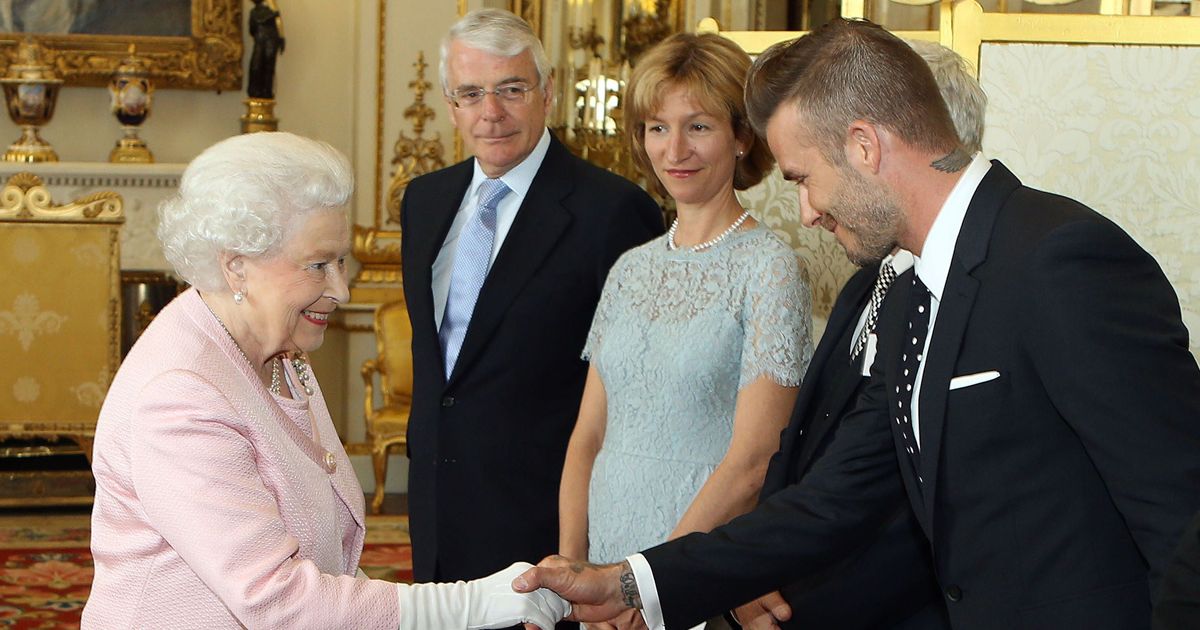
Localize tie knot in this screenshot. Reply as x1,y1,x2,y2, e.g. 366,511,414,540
878,260,897,287
477,178,511,211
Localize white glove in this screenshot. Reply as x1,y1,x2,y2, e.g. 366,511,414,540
397,561,571,630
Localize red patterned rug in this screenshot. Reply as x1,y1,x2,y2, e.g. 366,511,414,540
0,543,412,628
0,547,91,629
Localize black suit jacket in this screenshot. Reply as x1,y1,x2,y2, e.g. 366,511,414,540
1154,510,1200,629
399,134,663,582
756,264,947,630
643,161,1200,629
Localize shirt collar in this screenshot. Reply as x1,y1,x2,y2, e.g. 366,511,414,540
469,127,551,201
913,153,991,301
884,249,915,275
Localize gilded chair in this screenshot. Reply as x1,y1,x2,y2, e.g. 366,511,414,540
360,300,413,514
0,172,123,474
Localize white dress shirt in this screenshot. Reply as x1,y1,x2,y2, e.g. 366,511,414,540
630,153,993,630
431,128,552,330
909,153,990,444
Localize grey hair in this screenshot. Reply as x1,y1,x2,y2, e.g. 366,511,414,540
907,39,988,153
439,8,551,94
157,132,353,292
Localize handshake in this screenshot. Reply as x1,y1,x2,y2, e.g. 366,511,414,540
445,555,794,630
434,555,647,630
510,556,647,630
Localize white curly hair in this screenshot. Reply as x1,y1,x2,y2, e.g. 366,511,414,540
157,132,353,292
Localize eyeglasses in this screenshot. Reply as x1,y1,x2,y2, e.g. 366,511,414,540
448,83,536,108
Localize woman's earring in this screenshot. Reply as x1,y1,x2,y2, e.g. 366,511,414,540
233,291,244,304
736,150,744,159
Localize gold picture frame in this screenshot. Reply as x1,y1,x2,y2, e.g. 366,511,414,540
0,0,242,91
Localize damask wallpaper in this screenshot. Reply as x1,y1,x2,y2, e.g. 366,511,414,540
980,43,1200,360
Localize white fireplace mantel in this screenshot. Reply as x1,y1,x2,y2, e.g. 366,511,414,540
0,161,185,272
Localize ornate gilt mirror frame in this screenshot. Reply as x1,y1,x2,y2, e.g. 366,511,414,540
0,0,242,91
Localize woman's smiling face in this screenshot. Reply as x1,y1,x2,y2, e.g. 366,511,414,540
642,85,745,209
239,208,352,358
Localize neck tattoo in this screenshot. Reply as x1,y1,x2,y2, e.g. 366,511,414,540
931,146,972,173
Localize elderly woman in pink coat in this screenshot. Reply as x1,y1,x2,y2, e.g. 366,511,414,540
83,132,568,630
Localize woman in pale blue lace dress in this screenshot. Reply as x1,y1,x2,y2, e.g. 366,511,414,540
558,33,814,627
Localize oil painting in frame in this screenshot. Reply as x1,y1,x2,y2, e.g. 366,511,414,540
0,0,242,91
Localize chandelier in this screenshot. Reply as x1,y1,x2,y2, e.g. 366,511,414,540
550,1,676,184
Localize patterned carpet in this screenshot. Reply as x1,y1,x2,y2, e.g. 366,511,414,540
0,511,412,628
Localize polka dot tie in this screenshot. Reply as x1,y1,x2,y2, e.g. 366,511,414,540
894,275,931,484
440,178,511,379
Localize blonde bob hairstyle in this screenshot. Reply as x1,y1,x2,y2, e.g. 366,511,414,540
157,132,353,292
624,32,773,198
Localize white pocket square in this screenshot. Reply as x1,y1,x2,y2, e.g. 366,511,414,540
949,370,1001,390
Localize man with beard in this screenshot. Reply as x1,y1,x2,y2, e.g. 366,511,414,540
730,39,988,630
514,19,1200,630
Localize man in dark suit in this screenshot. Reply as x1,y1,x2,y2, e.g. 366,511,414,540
732,40,985,630
399,9,662,585
729,257,945,630
515,19,1200,630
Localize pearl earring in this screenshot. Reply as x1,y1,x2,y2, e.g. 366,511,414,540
736,151,744,159
233,291,244,304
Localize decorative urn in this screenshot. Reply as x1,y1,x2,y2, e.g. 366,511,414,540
1,39,63,163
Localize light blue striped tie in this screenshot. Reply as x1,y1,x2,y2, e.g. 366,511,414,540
440,178,510,379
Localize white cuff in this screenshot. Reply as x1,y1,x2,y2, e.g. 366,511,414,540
626,553,665,630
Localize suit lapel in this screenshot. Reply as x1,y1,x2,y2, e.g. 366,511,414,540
447,136,574,385
790,267,877,471
915,161,1021,529
915,262,978,530
407,160,473,380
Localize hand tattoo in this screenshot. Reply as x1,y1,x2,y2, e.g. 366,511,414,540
618,560,642,609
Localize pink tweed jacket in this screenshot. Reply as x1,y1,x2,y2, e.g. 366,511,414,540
83,289,400,629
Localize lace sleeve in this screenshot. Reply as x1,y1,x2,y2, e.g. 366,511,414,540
582,255,628,361
738,245,814,389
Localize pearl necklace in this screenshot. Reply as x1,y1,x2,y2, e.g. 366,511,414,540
203,302,312,398
268,355,314,397
269,358,282,395
205,298,331,471
667,209,751,252
208,303,255,369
